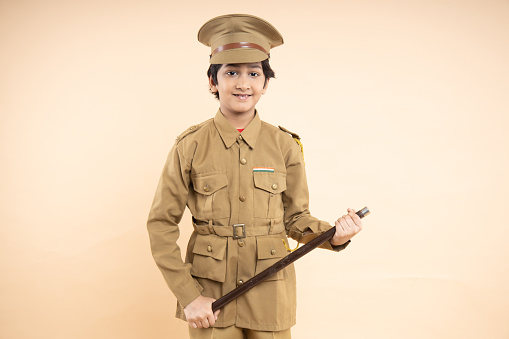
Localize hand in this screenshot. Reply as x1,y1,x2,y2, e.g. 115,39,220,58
331,208,363,246
183,295,220,329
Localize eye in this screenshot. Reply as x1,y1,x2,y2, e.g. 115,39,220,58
226,71,237,76
249,72,260,77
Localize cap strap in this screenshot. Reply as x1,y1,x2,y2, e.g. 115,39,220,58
211,42,268,57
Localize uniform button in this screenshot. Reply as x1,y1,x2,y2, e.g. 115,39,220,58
238,240,245,247
271,184,278,190
238,280,244,286
204,184,211,192
207,245,212,252
271,249,276,255
240,158,247,165
239,196,246,202
189,126,196,130
238,135,243,140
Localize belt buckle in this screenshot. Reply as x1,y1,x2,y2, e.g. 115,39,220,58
232,224,246,239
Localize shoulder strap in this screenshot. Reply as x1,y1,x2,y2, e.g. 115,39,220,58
278,125,304,160
278,125,300,140
175,119,212,144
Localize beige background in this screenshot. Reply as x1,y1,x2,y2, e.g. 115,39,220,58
1,0,508,338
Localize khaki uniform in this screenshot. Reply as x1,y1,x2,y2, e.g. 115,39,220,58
147,110,349,331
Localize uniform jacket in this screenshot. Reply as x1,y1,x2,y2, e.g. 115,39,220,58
147,110,349,331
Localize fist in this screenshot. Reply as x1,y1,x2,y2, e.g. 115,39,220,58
331,208,363,246
184,295,220,329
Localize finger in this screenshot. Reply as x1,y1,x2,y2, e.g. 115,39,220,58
202,318,210,329
214,309,220,320
208,312,216,327
336,214,350,225
335,219,345,233
206,305,216,326
337,213,348,222
339,215,350,227
343,214,357,228
339,218,352,234
190,322,197,329
348,210,363,229
348,208,361,221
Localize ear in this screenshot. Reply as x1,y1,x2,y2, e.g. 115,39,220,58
262,78,269,95
209,76,218,92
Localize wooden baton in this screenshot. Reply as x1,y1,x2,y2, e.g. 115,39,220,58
211,206,370,312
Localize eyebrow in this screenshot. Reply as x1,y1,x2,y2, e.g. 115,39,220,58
225,63,262,69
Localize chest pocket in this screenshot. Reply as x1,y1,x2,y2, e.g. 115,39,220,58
192,172,229,220
253,171,286,219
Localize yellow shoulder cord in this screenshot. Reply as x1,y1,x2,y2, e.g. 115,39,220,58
278,126,304,162
293,137,304,163
283,239,300,252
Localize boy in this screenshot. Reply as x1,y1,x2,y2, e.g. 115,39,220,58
147,14,363,339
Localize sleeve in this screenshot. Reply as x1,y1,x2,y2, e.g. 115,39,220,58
147,142,202,307
282,139,350,252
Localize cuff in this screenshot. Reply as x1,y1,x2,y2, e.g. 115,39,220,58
173,277,203,308
329,239,351,252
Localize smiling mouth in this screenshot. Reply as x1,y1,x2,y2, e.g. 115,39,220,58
233,94,251,100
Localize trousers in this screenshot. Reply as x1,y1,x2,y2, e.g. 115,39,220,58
188,326,291,339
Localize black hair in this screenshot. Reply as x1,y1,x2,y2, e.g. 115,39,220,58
207,58,276,100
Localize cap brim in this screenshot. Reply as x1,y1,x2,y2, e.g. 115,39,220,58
209,49,268,64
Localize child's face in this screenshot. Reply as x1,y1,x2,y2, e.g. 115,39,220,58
210,62,268,117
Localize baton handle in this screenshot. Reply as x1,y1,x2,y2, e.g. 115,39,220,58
211,206,370,312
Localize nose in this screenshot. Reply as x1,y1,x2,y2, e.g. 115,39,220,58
235,74,250,90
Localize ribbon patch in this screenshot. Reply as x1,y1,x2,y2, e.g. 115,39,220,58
253,167,274,173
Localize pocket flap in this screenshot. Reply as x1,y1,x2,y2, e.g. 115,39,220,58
257,236,288,260
192,234,227,260
253,171,286,194
192,172,228,196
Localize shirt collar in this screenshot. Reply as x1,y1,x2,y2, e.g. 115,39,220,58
214,109,261,149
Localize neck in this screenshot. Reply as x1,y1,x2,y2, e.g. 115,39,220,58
220,109,255,129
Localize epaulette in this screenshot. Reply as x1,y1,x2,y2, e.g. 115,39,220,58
175,125,200,144
175,119,211,144
278,125,300,140
278,125,304,161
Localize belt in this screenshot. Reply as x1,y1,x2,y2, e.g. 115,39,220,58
193,223,285,239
